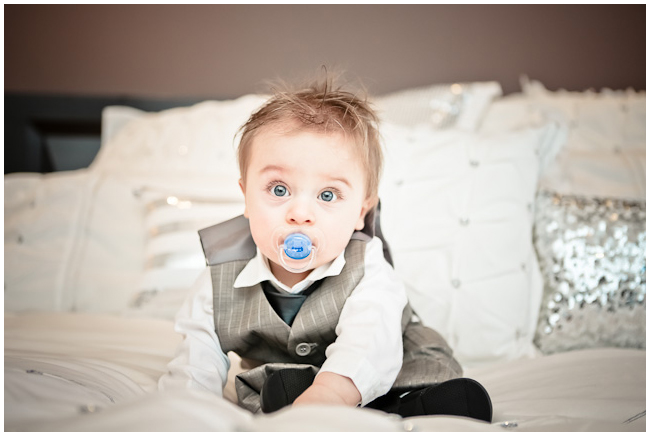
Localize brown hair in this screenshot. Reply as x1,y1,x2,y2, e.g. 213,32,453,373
237,74,383,204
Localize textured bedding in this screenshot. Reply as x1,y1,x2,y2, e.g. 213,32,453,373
4,312,180,430
5,312,644,431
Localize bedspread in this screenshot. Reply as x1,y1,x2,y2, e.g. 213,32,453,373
4,312,180,430
5,312,645,431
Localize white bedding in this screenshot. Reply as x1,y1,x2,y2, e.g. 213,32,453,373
4,312,181,430
5,312,645,431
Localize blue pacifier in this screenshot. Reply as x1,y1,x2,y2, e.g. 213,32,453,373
274,229,323,274
283,233,312,260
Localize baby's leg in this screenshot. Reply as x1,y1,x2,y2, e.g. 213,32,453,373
396,378,492,422
259,367,316,413
372,320,492,422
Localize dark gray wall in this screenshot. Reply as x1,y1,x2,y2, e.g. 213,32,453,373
4,4,646,98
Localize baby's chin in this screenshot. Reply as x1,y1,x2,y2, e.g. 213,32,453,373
267,253,332,279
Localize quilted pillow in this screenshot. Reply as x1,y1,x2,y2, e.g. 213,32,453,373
4,171,145,313
522,78,646,201
379,120,567,367
126,185,244,319
375,81,501,131
91,95,268,180
4,172,88,312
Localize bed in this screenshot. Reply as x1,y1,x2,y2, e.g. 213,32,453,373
5,78,645,431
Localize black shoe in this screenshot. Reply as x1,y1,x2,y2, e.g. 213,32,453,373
397,378,493,422
260,368,316,413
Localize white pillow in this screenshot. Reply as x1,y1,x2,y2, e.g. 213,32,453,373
375,81,502,131
379,120,567,367
70,174,145,313
4,171,145,314
97,82,500,181
125,182,245,319
91,95,268,180
4,171,88,312
521,78,646,201
100,105,147,146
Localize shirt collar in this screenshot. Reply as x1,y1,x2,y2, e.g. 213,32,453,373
233,248,347,294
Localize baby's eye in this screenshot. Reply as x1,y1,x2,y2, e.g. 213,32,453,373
319,190,338,202
272,184,289,197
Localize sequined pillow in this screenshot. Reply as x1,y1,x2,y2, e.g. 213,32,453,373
533,191,646,354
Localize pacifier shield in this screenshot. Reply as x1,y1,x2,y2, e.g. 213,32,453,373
283,233,312,260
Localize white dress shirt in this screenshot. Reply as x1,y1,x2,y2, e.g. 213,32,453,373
159,236,407,406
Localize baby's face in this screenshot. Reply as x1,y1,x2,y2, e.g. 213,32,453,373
240,125,372,285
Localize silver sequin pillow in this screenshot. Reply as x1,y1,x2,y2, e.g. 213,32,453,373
533,191,646,354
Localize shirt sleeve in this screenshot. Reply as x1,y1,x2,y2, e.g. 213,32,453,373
158,268,231,396
318,236,408,406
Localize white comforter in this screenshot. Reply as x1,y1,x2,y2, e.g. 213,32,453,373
5,312,645,431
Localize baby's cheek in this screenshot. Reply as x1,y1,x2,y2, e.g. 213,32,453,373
328,234,352,259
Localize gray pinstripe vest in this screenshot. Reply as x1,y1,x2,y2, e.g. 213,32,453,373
199,213,462,413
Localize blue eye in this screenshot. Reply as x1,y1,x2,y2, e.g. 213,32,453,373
272,185,288,197
319,190,337,202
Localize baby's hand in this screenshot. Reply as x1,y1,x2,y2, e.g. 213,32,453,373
293,372,361,407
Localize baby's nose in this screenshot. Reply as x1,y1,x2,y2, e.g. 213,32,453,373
287,199,314,225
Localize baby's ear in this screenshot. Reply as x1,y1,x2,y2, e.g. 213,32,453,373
354,197,375,231
239,179,249,218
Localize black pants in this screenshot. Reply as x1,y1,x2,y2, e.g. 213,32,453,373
260,368,492,422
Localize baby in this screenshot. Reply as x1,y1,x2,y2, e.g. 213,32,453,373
159,75,492,421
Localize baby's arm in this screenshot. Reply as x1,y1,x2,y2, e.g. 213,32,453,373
293,372,361,407
294,237,407,407
158,269,230,395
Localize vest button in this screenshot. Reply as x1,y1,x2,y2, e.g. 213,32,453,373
295,343,312,356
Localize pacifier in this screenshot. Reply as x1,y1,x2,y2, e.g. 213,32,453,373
272,228,325,274
283,233,312,261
